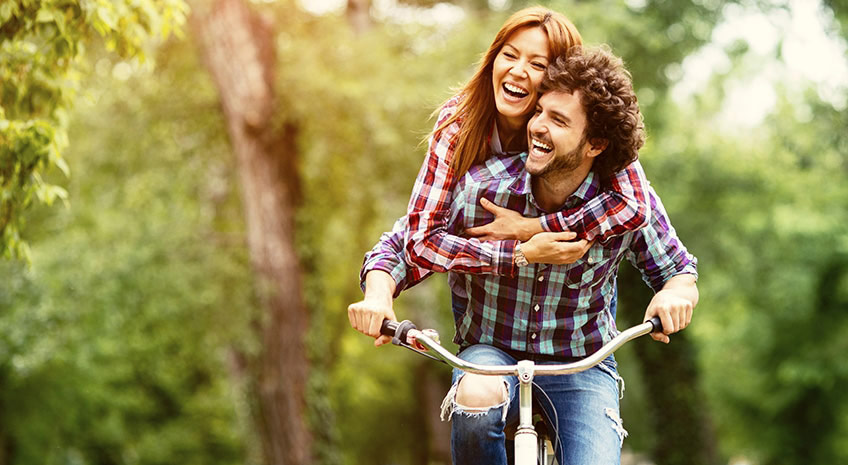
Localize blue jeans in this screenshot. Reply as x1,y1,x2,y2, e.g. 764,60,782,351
443,344,626,465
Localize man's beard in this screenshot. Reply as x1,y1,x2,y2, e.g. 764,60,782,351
528,135,587,180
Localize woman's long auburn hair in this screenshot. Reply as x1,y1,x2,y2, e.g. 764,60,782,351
433,7,582,179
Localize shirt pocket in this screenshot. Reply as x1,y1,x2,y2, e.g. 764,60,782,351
563,244,615,289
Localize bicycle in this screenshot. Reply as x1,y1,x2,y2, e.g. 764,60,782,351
380,317,665,465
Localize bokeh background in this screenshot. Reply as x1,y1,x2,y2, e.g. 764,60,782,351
2,0,847,464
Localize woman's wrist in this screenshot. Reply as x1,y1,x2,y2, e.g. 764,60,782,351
519,217,545,242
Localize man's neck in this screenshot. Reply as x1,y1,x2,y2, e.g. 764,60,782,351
531,163,592,212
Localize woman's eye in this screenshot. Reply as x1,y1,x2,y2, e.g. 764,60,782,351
503,52,517,59
532,62,547,71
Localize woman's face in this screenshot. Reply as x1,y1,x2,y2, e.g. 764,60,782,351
491,26,550,131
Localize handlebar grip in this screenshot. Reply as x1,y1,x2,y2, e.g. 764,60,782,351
381,319,418,346
647,316,663,333
380,319,398,337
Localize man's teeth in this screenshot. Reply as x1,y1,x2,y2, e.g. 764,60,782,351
504,83,528,96
532,139,552,152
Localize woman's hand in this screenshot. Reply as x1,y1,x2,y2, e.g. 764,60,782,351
465,198,544,242
521,232,593,265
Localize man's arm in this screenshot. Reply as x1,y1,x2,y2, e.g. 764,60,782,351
360,216,432,298
625,186,699,343
348,270,398,347
352,216,432,346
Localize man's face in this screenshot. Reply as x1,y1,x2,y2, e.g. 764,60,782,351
525,90,593,178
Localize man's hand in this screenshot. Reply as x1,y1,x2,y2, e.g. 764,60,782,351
348,298,396,347
465,198,543,242
643,274,698,343
521,231,593,265
348,270,398,347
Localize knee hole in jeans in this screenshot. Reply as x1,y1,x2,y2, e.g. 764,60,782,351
456,373,509,409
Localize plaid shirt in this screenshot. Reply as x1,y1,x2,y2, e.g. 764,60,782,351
362,153,697,358
405,96,652,277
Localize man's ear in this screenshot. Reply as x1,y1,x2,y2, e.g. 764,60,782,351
585,138,608,158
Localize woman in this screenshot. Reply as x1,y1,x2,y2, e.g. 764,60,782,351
403,6,650,277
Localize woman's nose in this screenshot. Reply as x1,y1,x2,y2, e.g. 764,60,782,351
509,60,529,78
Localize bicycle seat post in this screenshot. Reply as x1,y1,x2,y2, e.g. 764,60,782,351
514,360,538,465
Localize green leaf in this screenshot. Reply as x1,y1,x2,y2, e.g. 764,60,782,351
0,2,16,23
35,9,54,23
95,5,117,31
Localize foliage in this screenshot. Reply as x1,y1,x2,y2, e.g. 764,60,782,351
0,37,257,465
635,72,848,462
0,0,188,260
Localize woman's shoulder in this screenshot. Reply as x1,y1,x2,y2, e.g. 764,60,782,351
435,94,464,126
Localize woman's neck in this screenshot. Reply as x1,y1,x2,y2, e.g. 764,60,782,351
495,115,527,152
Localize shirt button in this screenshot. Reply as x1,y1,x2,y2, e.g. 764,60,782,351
531,333,537,340
534,304,540,311
587,257,594,264
538,275,544,282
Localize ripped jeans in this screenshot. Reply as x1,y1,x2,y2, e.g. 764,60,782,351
443,344,626,465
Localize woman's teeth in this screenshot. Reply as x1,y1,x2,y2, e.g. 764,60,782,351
503,83,528,98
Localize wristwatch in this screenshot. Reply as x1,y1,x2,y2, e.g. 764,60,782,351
514,243,529,267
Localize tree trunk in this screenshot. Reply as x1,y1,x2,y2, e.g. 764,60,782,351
346,0,371,35
414,361,451,465
617,265,719,465
191,1,311,464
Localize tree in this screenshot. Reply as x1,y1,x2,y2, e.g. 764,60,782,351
0,0,187,260
191,0,311,463
0,35,254,465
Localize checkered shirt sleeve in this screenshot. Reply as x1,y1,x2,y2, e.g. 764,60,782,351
539,160,651,241
360,215,432,298
404,97,519,277
625,187,698,292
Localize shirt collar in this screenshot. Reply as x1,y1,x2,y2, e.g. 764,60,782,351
506,154,602,211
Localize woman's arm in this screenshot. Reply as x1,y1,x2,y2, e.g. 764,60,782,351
465,160,651,242
540,160,651,241
403,98,519,276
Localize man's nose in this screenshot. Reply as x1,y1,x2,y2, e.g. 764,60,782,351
529,116,547,134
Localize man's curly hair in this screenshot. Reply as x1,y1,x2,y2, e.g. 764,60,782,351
538,45,645,183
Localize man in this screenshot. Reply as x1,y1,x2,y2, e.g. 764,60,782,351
349,46,698,465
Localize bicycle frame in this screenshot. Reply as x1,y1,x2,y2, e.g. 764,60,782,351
383,317,663,465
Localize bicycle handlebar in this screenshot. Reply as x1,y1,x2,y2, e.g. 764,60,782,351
381,317,664,377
